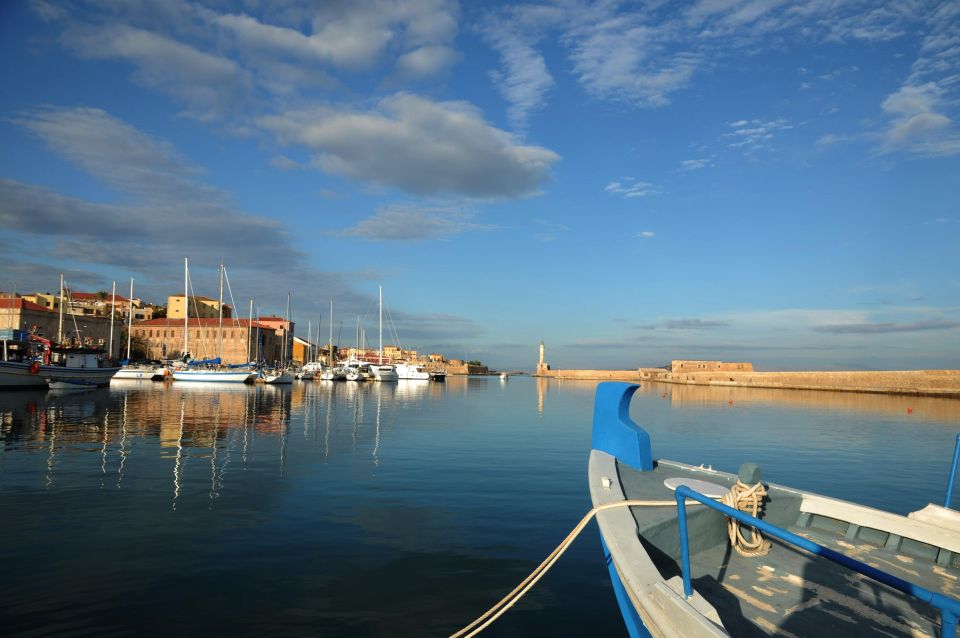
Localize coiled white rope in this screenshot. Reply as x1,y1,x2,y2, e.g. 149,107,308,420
720,480,771,557
449,498,703,638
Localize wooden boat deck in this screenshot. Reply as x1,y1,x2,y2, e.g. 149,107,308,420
616,460,958,637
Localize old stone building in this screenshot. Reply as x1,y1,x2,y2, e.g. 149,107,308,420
132,318,283,364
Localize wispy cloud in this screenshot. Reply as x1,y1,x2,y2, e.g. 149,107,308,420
480,6,561,131
724,118,793,153
638,318,732,330
679,158,712,171
814,319,960,334
604,178,659,198
340,205,492,241
637,231,655,239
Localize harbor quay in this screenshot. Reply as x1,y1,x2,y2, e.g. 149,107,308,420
532,344,960,398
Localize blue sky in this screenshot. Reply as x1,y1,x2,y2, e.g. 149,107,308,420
1,0,958,371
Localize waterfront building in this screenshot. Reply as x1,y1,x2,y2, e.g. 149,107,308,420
166,295,232,320
132,317,283,364
21,289,152,321
0,294,118,355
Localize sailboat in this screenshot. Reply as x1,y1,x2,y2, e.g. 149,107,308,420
113,278,163,381
172,259,255,384
261,292,294,384
318,299,347,380
372,286,398,382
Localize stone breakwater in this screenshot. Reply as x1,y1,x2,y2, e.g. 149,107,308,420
534,368,960,398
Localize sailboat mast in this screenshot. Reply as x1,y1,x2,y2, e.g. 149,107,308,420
247,299,253,362
126,277,134,360
218,263,224,361
57,273,64,345
283,291,290,365
183,257,189,358
307,320,311,364
108,280,116,358
329,299,334,366
378,285,383,365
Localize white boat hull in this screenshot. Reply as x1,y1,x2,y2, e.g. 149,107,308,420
263,372,294,384
113,367,159,381
40,365,119,387
173,370,255,383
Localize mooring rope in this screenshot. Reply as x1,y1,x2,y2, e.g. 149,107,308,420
450,498,703,638
720,480,771,557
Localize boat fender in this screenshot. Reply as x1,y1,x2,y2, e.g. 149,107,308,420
29,361,40,374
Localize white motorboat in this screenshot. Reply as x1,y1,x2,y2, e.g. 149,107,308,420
114,365,162,381
296,370,315,380
373,364,398,382
395,362,429,380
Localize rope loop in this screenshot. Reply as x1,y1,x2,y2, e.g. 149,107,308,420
720,480,772,557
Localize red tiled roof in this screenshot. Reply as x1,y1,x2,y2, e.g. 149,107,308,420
0,298,56,313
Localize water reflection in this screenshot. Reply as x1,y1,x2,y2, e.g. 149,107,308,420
0,381,428,501
532,377,960,424
1,376,958,637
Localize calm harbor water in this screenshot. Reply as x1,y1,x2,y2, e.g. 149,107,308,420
1,376,959,636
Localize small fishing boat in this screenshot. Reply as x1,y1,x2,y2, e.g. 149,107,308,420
429,370,446,382
589,382,960,638
39,346,120,388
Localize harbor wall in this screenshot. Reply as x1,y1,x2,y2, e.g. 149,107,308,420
535,369,643,381
534,367,960,397
643,368,960,397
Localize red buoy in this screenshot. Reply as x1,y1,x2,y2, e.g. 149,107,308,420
29,361,40,374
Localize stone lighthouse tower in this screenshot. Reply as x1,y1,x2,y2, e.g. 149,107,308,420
536,340,550,376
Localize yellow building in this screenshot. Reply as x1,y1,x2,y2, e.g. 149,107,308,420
167,295,232,320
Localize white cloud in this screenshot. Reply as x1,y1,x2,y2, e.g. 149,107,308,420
396,45,458,78
637,231,655,238
259,93,560,199
605,179,659,198
880,82,958,156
